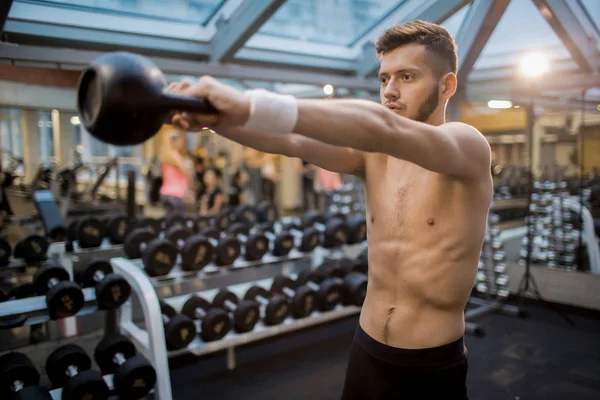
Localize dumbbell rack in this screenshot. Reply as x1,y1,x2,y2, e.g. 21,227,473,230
109,243,366,400
465,205,521,335
326,182,365,216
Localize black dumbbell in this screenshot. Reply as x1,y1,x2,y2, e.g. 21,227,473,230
0,352,52,400
6,283,37,300
199,227,241,266
270,276,316,319
345,215,367,244
123,228,178,276
181,295,232,342
135,217,162,235
105,215,132,245
278,222,321,253
244,286,290,326
226,223,270,261
302,211,351,248
211,289,260,333
0,236,12,267
94,334,157,400
164,226,215,272
211,210,232,232
33,264,85,319
76,259,131,310
254,224,295,257
295,270,344,312
45,344,109,400
255,201,278,223
231,205,258,226
68,217,107,248
193,216,212,233
164,214,188,231
159,301,196,350
13,235,49,264
342,272,368,306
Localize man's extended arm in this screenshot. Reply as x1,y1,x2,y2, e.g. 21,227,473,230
292,98,490,179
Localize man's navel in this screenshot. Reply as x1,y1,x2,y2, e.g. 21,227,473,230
427,217,435,226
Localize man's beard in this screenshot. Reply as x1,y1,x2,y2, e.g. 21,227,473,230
412,82,440,123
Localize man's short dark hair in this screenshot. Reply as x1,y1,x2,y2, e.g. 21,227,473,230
375,20,458,79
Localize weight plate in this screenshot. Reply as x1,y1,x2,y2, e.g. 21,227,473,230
244,286,269,302
80,259,112,288
180,235,214,272
323,219,350,248
256,201,278,223
165,215,186,230
199,227,220,241
142,239,177,277
270,276,297,294
201,308,231,342
46,281,84,319
165,226,192,244
164,314,196,350
94,334,136,375
21,235,49,263
296,270,322,286
33,264,69,295
76,218,106,249
233,205,257,226
123,229,154,260
112,355,156,400
108,216,131,245
315,278,343,312
136,218,161,235
61,370,109,400
95,273,131,310
181,295,211,320
232,300,259,333
9,385,52,400
214,236,241,266
212,289,238,309
243,233,269,261
272,231,294,257
300,227,321,252
0,237,12,266
45,344,90,388
48,226,67,242
212,211,231,232
343,272,368,306
348,215,367,244
0,352,40,390
265,295,290,326
291,285,316,319
227,222,251,236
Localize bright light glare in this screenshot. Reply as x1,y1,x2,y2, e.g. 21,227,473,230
70,116,81,125
323,84,334,96
488,100,513,109
519,52,549,78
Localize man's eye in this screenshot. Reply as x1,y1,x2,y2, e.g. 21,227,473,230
403,74,413,81
380,77,388,84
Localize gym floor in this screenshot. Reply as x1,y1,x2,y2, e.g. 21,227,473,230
167,297,600,400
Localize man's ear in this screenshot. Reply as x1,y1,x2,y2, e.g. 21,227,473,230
441,73,457,99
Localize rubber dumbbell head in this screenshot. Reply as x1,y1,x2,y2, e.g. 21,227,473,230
34,264,84,319
76,218,107,249
77,51,217,146
270,276,316,319
212,289,259,333
296,271,344,312
0,352,52,400
45,344,109,400
180,234,214,272
255,225,294,257
79,259,131,309
343,272,368,306
124,228,177,276
159,302,196,350
181,295,231,341
227,222,269,261
244,286,290,326
231,205,257,226
14,235,49,263
212,210,231,232
302,211,350,248
165,214,187,231
282,222,321,252
347,215,367,244
136,217,161,235
94,334,157,399
256,201,278,223
0,236,12,267
199,227,241,266
107,216,132,245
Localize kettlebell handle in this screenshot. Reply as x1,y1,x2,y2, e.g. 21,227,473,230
159,93,219,114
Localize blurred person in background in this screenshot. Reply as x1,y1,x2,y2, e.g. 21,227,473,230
228,168,250,207
158,125,192,216
200,167,224,216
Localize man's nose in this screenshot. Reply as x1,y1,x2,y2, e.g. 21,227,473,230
383,82,399,100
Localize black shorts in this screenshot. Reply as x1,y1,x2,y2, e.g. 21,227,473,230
341,325,468,400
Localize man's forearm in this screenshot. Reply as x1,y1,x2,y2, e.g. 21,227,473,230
220,127,294,156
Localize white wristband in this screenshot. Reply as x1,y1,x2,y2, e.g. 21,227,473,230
243,89,298,134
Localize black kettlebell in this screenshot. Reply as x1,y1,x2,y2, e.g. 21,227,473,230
77,51,218,146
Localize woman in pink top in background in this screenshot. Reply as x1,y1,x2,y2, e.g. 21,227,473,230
159,125,191,216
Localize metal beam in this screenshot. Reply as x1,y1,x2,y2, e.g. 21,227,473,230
0,0,13,33
3,20,211,59
456,0,511,82
210,0,285,61
469,73,600,94
0,44,381,91
234,48,356,72
532,0,600,73
355,0,470,77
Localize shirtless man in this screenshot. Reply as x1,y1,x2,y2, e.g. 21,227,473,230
170,20,492,400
